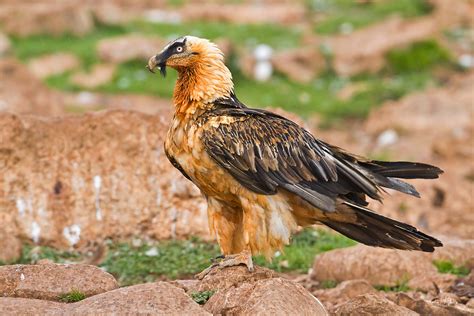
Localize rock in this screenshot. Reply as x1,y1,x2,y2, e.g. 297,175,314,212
0,263,118,301
393,292,474,315
63,92,171,115
408,273,457,293
313,279,377,311
96,35,166,64
28,53,81,79
0,297,65,315
0,281,211,315
0,109,209,250
196,266,327,315
0,58,64,115
334,293,417,315
68,282,211,315
450,271,474,299
0,227,21,263
431,237,474,268
70,64,116,89
272,48,325,83
0,1,94,37
311,245,437,286
180,3,306,25
0,33,11,57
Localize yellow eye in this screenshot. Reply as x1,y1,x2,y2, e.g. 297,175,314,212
176,46,183,53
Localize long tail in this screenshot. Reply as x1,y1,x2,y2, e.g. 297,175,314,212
358,160,444,198
322,201,443,252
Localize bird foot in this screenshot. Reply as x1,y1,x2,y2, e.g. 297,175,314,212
195,250,254,280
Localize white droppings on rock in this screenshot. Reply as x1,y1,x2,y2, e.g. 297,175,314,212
63,224,81,246
377,129,399,147
20,273,25,281
16,198,26,216
458,54,474,69
31,221,41,243
93,175,103,221
253,44,273,82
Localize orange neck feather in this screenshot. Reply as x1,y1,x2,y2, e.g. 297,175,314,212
172,47,233,118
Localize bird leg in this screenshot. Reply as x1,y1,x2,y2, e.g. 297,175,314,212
195,249,254,280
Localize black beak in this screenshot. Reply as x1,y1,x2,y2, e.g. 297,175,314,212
146,54,167,77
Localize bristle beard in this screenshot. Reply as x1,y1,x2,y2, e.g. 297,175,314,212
159,64,167,77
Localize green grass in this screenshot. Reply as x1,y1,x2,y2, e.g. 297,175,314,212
10,18,455,121
2,229,356,286
58,290,86,303
15,244,80,264
386,40,451,73
314,0,432,34
375,278,411,292
433,260,470,277
320,279,338,289
254,228,356,273
191,290,215,305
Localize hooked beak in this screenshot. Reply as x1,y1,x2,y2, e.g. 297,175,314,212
146,54,167,77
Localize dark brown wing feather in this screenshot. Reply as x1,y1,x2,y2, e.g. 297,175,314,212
200,107,384,212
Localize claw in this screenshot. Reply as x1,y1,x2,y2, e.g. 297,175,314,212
195,250,254,280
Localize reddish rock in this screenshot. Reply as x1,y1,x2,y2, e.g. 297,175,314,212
68,282,210,315
311,245,437,286
28,53,81,79
0,297,65,315
180,3,306,25
197,266,327,315
272,48,325,83
408,273,457,293
313,279,377,311
393,292,474,315
0,263,118,301
0,59,64,116
0,110,209,251
431,237,474,268
334,293,417,315
0,1,94,37
96,35,166,64
70,64,116,89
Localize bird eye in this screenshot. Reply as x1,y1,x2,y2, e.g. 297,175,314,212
176,46,183,53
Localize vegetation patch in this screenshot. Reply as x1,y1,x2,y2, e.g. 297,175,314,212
313,0,432,35
433,260,470,277
58,290,86,303
320,279,338,289
191,290,216,305
375,278,410,292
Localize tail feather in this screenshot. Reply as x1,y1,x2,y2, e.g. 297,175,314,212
361,161,444,179
322,202,443,252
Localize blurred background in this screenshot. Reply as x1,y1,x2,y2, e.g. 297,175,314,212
0,0,472,295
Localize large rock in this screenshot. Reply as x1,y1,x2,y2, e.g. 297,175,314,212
28,53,81,79
334,293,417,315
313,279,377,311
0,282,211,315
311,245,437,286
188,265,327,315
96,35,166,64
0,263,118,301
0,59,64,116
393,292,474,315
0,1,94,37
68,282,210,315
70,64,116,89
0,109,209,251
0,297,65,315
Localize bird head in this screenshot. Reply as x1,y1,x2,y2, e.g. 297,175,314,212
147,36,223,77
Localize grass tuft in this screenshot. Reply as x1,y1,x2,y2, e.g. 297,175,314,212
191,290,215,305
375,279,410,292
320,279,338,289
58,290,86,303
433,260,470,277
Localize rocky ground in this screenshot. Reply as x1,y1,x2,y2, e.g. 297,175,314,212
0,0,473,314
